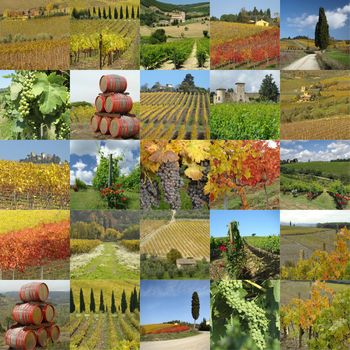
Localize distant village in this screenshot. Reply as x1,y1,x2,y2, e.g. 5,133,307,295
20,152,62,164
1,3,68,19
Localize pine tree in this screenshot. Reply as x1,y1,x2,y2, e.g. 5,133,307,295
131,6,135,19
98,7,101,18
315,7,329,51
70,289,75,313
121,290,127,313
111,291,117,314
79,288,85,313
108,6,112,19
120,6,124,19
90,288,96,313
126,6,129,19
99,290,105,312
114,7,118,19
259,74,279,102
191,292,200,330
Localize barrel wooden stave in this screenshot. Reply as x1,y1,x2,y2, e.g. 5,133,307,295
105,94,133,114
19,282,49,302
110,117,140,138
99,74,127,93
100,117,112,135
95,95,106,112
13,303,43,326
40,304,55,323
90,115,102,132
34,327,48,347
5,328,37,350
46,324,60,342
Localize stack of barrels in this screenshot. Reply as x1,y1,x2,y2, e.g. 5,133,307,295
5,282,60,350
91,74,140,138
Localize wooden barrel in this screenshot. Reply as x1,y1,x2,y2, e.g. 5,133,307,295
105,94,133,114
19,282,49,302
90,115,102,132
46,324,60,342
99,117,112,135
40,304,55,322
95,95,106,112
110,117,140,139
34,327,48,347
13,304,43,325
5,328,37,350
99,74,127,93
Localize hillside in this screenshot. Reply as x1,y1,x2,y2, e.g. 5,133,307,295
141,0,209,14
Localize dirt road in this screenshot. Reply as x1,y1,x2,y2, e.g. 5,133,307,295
284,54,320,70
141,332,210,350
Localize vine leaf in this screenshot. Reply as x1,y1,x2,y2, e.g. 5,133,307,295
185,164,204,180
32,73,68,114
10,82,22,100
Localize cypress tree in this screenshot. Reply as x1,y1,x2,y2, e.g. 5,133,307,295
93,6,96,15
131,6,135,19
111,291,116,314
103,7,107,19
315,7,329,51
129,291,134,313
137,290,140,310
126,6,129,19
98,7,101,18
137,6,139,18
88,9,91,18
70,288,75,313
90,288,96,313
120,6,124,19
121,290,127,314
191,291,200,330
72,7,78,19
79,288,85,313
258,74,279,102
105,305,108,313
99,290,105,312
114,7,118,19
108,6,112,19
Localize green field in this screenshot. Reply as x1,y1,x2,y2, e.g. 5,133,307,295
70,188,139,210
210,103,280,140
319,48,350,69
281,226,332,235
244,235,280,254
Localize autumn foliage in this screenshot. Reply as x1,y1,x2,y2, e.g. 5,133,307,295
0,221,70,272
147,325,190,334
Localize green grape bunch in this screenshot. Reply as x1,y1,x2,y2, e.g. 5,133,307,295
217,280,269,350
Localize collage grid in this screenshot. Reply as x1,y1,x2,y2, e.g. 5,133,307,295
0,0,349,350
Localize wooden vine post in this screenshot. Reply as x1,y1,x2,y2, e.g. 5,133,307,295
108,154,113,187
99,34,103,69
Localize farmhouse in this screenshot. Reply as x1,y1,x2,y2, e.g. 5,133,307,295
165,11,186,23
255,19,269,27
176,258,196,269
213,83,259,104
158,20,170,26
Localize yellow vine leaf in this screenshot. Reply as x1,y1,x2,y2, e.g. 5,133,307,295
185,164,204,181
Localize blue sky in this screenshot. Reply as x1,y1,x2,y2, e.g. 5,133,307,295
141,280,210,324
70,141,140,185
0,71,14,89
281,141,350,162
211,0,280,18
0,141,69,161
281,1,350,39
141,71,209,89
210,210,280,237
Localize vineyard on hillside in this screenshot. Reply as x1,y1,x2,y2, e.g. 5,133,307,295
141,92,210,139
209,141,280,209
0,161,70,209
70,280,139,350
210,103,280,140
0,211,70,279
70,19,140,69
281,281,350,349
210,22,280,69
0,16,69,69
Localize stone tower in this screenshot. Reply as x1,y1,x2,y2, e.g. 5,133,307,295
235,83,247,102
215,88,226,104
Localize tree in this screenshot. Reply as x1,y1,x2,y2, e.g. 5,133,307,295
103,7,107,19
72,7,78,19
179,74,196,92
108,6,112,19
121,290,127,313
93,6,96,15
111,291,117,313
126,6,129,19
114,7,118,19
120,6,124,19
79,288,85,313
137,6,139,18
70,289,75,313
98,7,101,18
131,6,135,19
166,248,182,264
266,8,271,18
191,292,200,330
99,290,105,312
129,291,134,312
150,29,167,44
315,7,329,51
259,74,279,102
92,153,121,190
90,288,96,313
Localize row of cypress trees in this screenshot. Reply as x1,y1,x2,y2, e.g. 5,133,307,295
71,6,140,20
70,287,139,314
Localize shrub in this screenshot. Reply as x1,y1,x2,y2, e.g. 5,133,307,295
167,248,182,264
75,178,88,190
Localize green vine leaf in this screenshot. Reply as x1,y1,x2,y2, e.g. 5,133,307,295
10,82,22,100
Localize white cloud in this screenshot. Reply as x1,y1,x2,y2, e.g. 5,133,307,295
286,3,350,30
70,160,94,185
281,210,349,224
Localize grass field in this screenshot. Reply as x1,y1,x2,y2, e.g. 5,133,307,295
140,219,210,259
281,71,350,139
70,188,139,210
244,236,280,254
210,102,280,140
0,210,69,234
280,192,339,209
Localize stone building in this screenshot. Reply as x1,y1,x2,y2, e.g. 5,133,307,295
20,152,62,164
213,83,259,104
